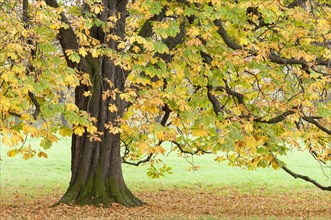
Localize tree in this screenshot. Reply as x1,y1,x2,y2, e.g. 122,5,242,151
1,0,330,207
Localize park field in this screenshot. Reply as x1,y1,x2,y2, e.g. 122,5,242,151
1,137,331,219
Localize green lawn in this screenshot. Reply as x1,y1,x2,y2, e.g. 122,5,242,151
1,137,330,199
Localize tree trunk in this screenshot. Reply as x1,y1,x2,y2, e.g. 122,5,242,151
53,0,143,207
57,130,143,207
56,55,143,208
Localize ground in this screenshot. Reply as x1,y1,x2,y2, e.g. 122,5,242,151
1,187,330,219
1,138,331,219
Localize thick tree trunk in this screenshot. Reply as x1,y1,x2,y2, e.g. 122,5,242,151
56,58,143,207
57,132,143,207
52,0,142,207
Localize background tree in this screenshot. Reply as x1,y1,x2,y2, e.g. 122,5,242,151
1,0,330,207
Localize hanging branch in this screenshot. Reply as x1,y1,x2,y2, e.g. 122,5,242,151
23,0,40,120
301,116,331,135
282,166,331,191
122,153,154,167
213,11,331,68
171,141,211,155
207,85,297,124
267,147,331,191
121,104,172,166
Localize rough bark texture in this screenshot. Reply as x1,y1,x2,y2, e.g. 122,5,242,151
51,0,143,207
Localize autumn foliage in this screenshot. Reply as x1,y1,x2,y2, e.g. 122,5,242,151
0,0,330,206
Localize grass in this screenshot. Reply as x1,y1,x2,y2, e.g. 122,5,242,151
1,138,331,219
1,137,330,198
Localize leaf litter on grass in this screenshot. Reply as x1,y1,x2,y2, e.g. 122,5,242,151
1,187,330,219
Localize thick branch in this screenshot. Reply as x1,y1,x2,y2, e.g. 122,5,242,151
207,85,222,115
8,111,22,118
28,91,40,120
268,54,331,68
282,166,331,191
44,0,81,69
252,110,295,124
213,17,331,68
302,116,331,135
214,19,242,50
215,85,245,105
44,0,59,7
160,104,171,126
287,0,308,8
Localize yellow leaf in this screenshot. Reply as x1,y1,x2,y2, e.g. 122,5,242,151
59,127,72,137
271,161,279,169
245,135,258,148
7,149,17,157
117,42,126,49
83,91,91,97
86,125,97,134
91,4,103,14
66,103,79,111
79,47,88,57
243,123,253,132
109,126,122,134
187,38,202,47
45,137,57,146
137,141,152,155
192,127,209,137
90,48,99,58
74,126,85,136
2,135,13,147
214,156,226,162
187,27,200,37
108,104,118,112
154,145,165,155
232,107,241,116
238,104,249,115
38,151,48,158
23,153,34,160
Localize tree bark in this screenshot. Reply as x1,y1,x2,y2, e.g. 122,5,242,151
55,53,143,206
46,0,143,207
57,124,143,207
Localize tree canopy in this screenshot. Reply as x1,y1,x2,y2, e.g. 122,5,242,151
1,0,330,200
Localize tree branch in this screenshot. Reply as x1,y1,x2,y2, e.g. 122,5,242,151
268,54,331,68
172,141,211,155
287,0,308,8
23,0,40,120
122,104,171,166
28,91,40,120
8,111,22,118
213,17,331,68
214,19,242,50
208,84,296,124
207,85,223,115
301,116,331,135
44,0,82,69
282,166,331,191
251,110,295,124
160,104,171,126
122,153,153,166
215,84,245,105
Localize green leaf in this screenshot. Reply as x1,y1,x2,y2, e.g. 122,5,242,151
147,1,163,15
68,52,81,63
